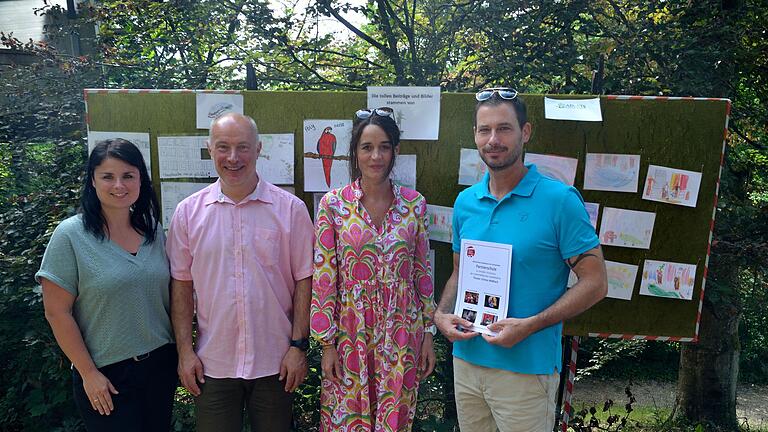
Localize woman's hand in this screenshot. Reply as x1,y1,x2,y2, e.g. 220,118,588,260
418,333,436,380
321,345,343,384
81,368,119,415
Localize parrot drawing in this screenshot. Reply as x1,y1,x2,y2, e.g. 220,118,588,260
317,127,337,187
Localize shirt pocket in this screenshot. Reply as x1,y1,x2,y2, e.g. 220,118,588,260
251,227,280,267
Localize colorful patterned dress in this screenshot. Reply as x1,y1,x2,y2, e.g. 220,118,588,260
311,179,436,432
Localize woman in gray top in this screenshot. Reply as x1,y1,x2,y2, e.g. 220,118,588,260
36,139,177,431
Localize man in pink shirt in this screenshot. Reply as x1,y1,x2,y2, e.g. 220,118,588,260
167,113,314,432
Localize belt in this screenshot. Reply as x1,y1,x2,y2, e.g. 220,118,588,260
132,352,151,361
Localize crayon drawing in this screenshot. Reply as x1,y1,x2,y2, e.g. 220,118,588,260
303,119,352,192
524,153,578,185
458,148,487,185
642,164,702,207
583,153,640,193
605,260,638,301
584,202,599,229
640,260,696,300
599,207,656,249
426,204,453,243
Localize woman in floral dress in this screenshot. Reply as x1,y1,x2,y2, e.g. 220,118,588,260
310,108,436,431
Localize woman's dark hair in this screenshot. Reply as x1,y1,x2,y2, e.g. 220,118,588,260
80,138,160,243
348,113,401,181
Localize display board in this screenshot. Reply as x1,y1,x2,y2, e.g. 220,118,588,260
84,89,729,341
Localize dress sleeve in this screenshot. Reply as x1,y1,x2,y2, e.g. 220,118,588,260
310,192,339,346
413,197,436,328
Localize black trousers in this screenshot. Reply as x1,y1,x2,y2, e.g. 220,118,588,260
72,343,178,432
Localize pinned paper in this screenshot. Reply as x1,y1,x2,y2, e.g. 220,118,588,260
257,134,295,185
367,86,441,140
584,153,640,193
584,202,600,229
160,181,209,227
426,204,453,243
544,97,603,122
88,131,152,179
642,164,702,208
391,154,417,189
524,153,578,186
303,119,352,192
195,92,244,129
157,136,214,179
640,260,696,300
458,148,487,186
605,261,638,301
599,207,656,249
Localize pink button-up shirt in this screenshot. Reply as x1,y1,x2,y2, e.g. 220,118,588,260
167,179,313,379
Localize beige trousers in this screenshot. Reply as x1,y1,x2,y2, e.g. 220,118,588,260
453,357,559,432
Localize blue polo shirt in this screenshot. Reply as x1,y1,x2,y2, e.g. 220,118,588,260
452,164,599,374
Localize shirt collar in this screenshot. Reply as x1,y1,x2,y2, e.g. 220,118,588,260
203,178,273,206
351,177,403,203
475,163,541,200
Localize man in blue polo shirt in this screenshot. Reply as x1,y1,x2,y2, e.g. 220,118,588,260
434,88,607,432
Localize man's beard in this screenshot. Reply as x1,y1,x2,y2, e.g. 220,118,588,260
480,142,523,172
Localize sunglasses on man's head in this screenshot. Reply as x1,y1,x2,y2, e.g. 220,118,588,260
355,107,395,120
475,87,519,102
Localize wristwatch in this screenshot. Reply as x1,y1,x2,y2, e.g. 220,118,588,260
425,325,437,336
290,338,310,352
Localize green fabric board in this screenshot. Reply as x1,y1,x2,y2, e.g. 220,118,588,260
85,90,728,339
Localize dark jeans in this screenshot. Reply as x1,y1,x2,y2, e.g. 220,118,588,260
195,374,294,432
72,343,178,432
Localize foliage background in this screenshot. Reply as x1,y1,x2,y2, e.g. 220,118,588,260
1,0,766,430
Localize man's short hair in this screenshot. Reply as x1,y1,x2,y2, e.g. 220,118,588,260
474,93,528,128
208,113,260,144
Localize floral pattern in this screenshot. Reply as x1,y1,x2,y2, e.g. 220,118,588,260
311,179,435,432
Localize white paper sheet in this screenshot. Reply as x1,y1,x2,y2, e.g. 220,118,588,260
426,204,453,243
585,202,600,230
544,97,603,122
391,154,417,189
642,164,702,208
367,86,441,140
160,181,209,227
640,260,696,300
195,92,244,129
599,207,656,249
584,153,640,193
524,153,578,186
458,148,487,186
605,260,638,301
157,136,215,179
303,119,352,192
257,133,295,185
87,131,152,179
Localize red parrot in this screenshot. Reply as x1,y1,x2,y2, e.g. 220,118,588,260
317,127,337,187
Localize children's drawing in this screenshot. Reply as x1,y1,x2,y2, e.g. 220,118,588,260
605,260,638,301
598,207,656,249
391,154,417,189
257,133,294,185
583,153,640,193
160,181,209,227
426,204,453,243
584,202,599,229
458,148,487,186
642,164,702,208
195,92,243,129
303,119,352,192
524,153,578,186
640,260,696,300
